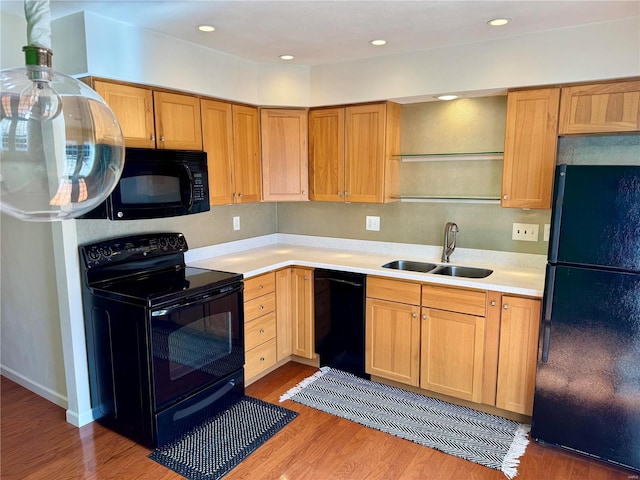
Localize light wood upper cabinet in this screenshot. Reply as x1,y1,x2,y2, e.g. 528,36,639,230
559,79,640,134
261,109,308,202
202,101,262,205
309,102,401,204
152,91,202,150
201,99,235,205
502,88,560,210
232,105,262,203
496,296,541,416
93,81,155,148
308,108,345,202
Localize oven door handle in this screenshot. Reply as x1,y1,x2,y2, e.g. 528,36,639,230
152,283,243,317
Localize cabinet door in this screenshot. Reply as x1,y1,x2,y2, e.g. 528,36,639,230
201,99,235,205
261,109,309,201
308,108,345,202
153,91,202,150
421,308,485,402
275,268,293,361
232,105,262,203
345,104,386,203
291,268,314,359
365,298,420,386
559,80,640,134
502,88,560,209
496,296,541,415
93,81,155,148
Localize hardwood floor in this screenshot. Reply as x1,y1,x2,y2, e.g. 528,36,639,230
1,363,633,480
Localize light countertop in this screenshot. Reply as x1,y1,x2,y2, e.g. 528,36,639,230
187,234,546,297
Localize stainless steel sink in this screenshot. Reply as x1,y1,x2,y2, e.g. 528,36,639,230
431,265,493,278
381,260,438,273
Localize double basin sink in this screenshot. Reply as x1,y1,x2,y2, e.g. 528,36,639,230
382,260,493,278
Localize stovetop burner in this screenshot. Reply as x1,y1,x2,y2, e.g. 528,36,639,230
80,233,243,307
92,266,242,306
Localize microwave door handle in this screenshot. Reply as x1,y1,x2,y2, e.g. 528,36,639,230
182,164,195,211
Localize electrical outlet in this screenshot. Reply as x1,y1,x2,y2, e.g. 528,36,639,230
544,224,551,242
512,223,539,242
366,216,380,231
233,216,240,231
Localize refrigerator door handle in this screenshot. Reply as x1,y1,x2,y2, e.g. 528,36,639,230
540,265,556,363
548,165,567,264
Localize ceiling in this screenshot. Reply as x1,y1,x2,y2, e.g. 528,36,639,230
1,0,638,66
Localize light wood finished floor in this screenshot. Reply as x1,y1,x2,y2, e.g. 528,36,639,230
1,363,634,480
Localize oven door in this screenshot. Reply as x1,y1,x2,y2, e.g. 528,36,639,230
150,283,244,410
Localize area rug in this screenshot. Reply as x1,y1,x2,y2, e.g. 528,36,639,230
280,367,529,479
149,396,297,480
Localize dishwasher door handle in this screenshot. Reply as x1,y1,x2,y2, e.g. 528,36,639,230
317,277,364,288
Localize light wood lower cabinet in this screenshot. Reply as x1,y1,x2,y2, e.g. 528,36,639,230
495,296,541,415
365,279,540,417
243,272,277,380
274,267,315,360
366,297,420,386
365,277,421,386
420,308,485,402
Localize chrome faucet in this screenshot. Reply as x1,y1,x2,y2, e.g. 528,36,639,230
441,222,459,263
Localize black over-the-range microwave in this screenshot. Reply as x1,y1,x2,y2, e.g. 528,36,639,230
81,148,210,220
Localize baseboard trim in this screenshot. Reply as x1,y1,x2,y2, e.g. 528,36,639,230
1,365,67,409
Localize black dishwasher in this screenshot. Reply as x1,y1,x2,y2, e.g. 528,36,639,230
314,269,368,379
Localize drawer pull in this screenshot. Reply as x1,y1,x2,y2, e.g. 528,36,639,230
490,301,496,306
259,328,265,334
259,305,264,310
260,357,265,362
258,284,264,289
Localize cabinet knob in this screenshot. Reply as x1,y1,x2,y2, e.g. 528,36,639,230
503,304,509,310
258,284,264,289
304,276,309,280
259,305,264,310
150,134,156,141
160,135,165,142
238,193,243,197
260,356,265,362
344,191,349,196
412,313,417,318
259,328,265,334
422,315,427,320
337,191,342,196
302,190,306,195
503,195,508,200
491,301,496,306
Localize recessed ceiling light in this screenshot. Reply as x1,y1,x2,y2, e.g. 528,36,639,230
197,25,216,32
279,54,295,60
436,94,459,101
370,39,387,46
487,18,510,27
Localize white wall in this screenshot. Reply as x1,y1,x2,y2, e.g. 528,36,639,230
1,11,27,68
310,17,640,105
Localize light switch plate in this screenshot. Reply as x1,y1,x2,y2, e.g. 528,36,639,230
366,216,380,231
512,223,539,241
233,216,240,231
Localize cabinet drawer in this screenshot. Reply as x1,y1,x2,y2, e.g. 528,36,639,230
245,312,276,351
244,292,276,322
367,277,421,305
422,285,486,316
244,272,276,301
245,338,277,380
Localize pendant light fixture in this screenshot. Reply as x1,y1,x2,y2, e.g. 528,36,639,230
0,0,125,221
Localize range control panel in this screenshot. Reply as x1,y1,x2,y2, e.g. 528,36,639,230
81,233,188,268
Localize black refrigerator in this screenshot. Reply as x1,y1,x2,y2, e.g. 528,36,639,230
531,164,640,473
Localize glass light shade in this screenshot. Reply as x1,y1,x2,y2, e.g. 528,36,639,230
0,66,125,221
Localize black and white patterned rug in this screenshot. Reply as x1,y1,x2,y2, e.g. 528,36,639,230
149,396,297,480
280,367,530,479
